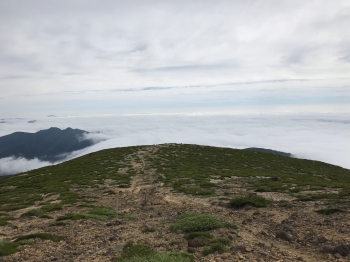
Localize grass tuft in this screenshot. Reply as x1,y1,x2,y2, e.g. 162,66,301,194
114,242,193,262
170,212,224,233
202,243,228,256
20,209,51,219
0,240,18,256
14,233,64,243
315,208,345,215
142,227,156,233
0,216,15,226
184,232,213,240
229,194,269,208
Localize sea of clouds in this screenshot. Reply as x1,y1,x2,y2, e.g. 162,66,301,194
0,112,349,175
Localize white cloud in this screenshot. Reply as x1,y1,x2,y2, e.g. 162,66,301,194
0,112,349,176
0,157,53,176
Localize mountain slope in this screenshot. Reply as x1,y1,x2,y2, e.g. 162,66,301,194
244,147,293,157
0,127,94,162
0,144,349,261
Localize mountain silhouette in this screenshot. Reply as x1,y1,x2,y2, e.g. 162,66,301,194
0,127,94,162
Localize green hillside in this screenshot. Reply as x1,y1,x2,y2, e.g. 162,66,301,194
1,144,350,213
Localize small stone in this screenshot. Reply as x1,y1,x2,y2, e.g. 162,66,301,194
258,251,269,256
260,230,269,236
276,230,295,242
242,218,253,224
187,247,196,253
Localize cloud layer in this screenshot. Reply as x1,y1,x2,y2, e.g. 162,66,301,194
1,112,349,175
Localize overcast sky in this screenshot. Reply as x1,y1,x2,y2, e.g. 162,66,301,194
0,0,349,115
0,1,350,174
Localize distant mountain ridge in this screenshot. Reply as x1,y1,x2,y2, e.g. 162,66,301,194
244,147,292,157
0,127,94,162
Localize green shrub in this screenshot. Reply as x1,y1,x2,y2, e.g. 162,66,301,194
224,222,238,229
49,222,67,227
104,190,116,195
315,208,345,215
184,232,213,240
202,243,228,256
142,227,156,233
57,213,86,221
119,213,137,220
115,252,193,262
296,193,338,202
115,242,155,261
16,239,34,245
0,240,18,256
20,209,51,219
170,212,224,233
41,203,63,212
0,216,15,226
14,233,64,243
114,242,194,262
229,194,269,208
84,206,115,220
210,237,231,246
57,206,116,221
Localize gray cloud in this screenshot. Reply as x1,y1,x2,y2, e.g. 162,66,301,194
0,0,349,106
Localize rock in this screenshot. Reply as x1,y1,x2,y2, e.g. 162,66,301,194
231,245,247,252
260,230,269,236
334,253,342,259
245,246,252,252
242,218,253,224
187,247,196,253
221,252,231,259
231,229,239,235
258,251,269,256
108,237,116,242
141,223,152,230
319,244,335,254
333,245,349,257
276,230,295,242
288,212,299,220
317,236,328,243
187,236,209,247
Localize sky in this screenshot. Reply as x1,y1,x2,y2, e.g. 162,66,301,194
0,1,350,174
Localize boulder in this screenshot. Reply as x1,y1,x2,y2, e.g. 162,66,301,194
187,236,209,247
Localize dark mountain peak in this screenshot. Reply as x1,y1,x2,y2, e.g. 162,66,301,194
0,127,95,163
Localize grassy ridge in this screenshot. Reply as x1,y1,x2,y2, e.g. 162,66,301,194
0,144,350,214
0,146,141,212
147,144,350,198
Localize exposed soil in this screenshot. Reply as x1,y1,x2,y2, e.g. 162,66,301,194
1,145,350,262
